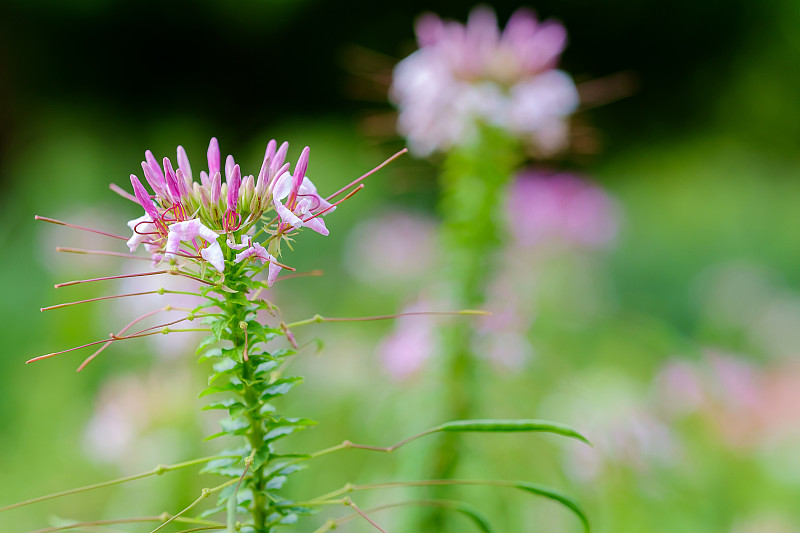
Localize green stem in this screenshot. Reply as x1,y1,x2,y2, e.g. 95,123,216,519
0,455,235,513
150,479,239,533
28,515,224,533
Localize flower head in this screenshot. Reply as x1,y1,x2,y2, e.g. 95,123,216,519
391,6,579,156
125,138,334,275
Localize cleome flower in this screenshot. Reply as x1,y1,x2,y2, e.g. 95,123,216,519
391,6,579,156
125,138,334,277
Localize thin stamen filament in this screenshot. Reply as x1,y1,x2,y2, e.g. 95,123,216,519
325,148,408,201
34,215,127,241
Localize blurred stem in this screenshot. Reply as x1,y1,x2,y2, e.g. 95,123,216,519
423,127,522,530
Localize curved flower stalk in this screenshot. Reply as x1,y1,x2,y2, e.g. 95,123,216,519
13,138,591,532
391,6,579,157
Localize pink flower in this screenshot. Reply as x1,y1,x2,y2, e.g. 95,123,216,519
123,138,334,274
379,298,439,380
344,210,438,283
391,6,579,156
229,235,282,286
506,171,620,250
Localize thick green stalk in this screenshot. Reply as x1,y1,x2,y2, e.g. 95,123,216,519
201,264,310,533
242,357,268,531
421,127,523,530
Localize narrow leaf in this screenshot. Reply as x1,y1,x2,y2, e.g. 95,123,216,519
515,482,590,532
437,419,590,445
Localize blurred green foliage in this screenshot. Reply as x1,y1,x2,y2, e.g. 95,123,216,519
2,0,800,532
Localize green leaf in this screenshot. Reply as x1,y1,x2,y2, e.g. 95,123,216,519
514,482,590,533
196,336,220,355
220,417,250,434
437,419,591,445
210,319,227,340
199,382,244,398
254,360,279,377
199,456,239,474
260,377,302,400
449,501,493,533
202,398,238,410
213,357,238,373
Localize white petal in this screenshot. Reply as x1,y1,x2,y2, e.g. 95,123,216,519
234,247,256,264
267,262,282,287
274,197,303,229
201,242,225,272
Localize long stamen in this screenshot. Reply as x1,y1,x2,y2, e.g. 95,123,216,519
56,247,152,261
55,270,169,289
40,289,198,311
174,271,217,286
77,307,169,372
325,148,407,201
28,316,199,364
303,185,364,223
126,316,193,335
276,269,324,282
34,216,128,241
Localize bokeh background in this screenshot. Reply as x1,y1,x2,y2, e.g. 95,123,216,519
2,0,800,531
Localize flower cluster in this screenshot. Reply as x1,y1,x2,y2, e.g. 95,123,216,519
126,138,334,285
391,6,579,156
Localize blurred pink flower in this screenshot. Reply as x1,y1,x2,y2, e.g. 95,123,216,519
83,369,195,468
655,351,800,450
379,298,439,380
730,513,797,533
506,171,620,250
391,6,578,156
345,210,438,283
548,375,680,483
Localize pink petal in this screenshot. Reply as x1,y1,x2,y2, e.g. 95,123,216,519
225,154,236,182
176,145,192,181
233,247,256,263
130,174,160,222
211,171,222,204
227,164,241,211
267,262,282,287
304,216,329,236
163,157,182,200
207,137,220,175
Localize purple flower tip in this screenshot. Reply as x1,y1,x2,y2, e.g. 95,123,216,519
271,142,289,176
163,157,182,200
225,155,236,182
293,147,310,188
144,150,165,180
207,137,220,175
130,174,159,221
176,145,192,181
227,164,242,211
